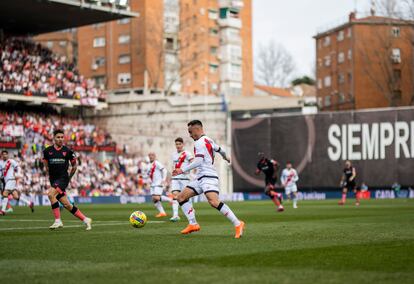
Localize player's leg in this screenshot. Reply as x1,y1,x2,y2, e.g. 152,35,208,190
5,194,13,213
354,188,360,206
0,190,11,215
292,190,298,209
152,194,167,217
170,190,181,221
47,187,63,228
266,185,284,212
205,191,245,238
12,190,34,212
339,187,348,205
176,187,199,234
58,194,92,230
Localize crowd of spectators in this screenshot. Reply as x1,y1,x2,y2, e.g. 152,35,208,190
0,37,105,103
0,111,155,197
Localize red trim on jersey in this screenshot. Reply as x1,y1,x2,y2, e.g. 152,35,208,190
285,172,295,185
54,145,63,151
3,160,11,177
175,152,187,169
149,162,156,180
204,138,214,164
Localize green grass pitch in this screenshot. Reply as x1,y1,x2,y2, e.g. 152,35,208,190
0,199,413,284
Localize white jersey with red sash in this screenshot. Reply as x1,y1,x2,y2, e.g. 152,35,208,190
0,159,19,182
171,150,193,180
147,160,165,187
281,168,299,193
193,135,221,180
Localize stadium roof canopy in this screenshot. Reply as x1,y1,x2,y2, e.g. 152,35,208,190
0,0,138,36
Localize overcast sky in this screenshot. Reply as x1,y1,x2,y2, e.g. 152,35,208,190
253,0,372,79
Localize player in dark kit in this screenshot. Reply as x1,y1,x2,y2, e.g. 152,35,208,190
338,160,360,206
43,129,92,230
255,153,284,212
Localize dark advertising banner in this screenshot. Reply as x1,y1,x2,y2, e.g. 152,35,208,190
232,108,414,192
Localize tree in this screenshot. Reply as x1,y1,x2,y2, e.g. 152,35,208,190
255,41,296,87
291,76,315,86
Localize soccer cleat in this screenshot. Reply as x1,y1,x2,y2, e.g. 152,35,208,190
29,202,34,213
277,206,284,212
5,208,13,213
338,201,345,205
293,204,298,209
49,221,63,229
0,210,5,216
84,218,92,231
156,212,167,218
235,221,245,239
181,224,201,234
170,216,180,222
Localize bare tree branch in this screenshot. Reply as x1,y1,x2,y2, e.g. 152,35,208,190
255,40,296,87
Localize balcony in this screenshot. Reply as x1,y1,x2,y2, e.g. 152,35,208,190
218,0,244,9
218,17,242,29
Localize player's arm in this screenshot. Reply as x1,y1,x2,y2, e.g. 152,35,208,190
213,143,230,163
271,159,279,178
280,170,286,187
68,151,77,181
293,170,299,182
173,156,203,176
350,167,356,181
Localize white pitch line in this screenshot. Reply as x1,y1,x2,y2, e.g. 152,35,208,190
0,220,165,231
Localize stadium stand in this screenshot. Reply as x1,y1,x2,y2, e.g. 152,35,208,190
0,37,105,103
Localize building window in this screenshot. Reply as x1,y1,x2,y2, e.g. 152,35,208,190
391,27,400,37
337,30,345,41
317,79,322,89
323,36,331,46
118,18,130,25
393,69,401,80
338,73,345,84
324,55,331,67
208,9,218,20
209,63,218,74
93,76,106,89
348,49,352,60
93,37,106,48
92,57,105,69
391,48,401,63
119,54,131,64
46,41,53,49
324,76,331,87
347,28,352,38
165,38,175,50
117,73,131,85
118,34,130,44
324,95,331,107
210,46,218,55
59,41,67,47
338,52,345,63
92,23,104,29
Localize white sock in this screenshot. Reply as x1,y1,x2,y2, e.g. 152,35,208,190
172,200,179,217
154,201,165,214
1,197,8,211
160,196,172,202
218,203,241,226
18,196,31,206
293,198,297,207
180,201,197,225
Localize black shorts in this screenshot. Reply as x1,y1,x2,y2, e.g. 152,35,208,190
344,181,357,191
265,177,277,187
50,178,69,194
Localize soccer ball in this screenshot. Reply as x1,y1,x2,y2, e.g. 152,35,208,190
129,211,147,228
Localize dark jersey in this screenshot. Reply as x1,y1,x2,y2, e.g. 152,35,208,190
43,145,75,181
343,166,356,182
257,158,278,179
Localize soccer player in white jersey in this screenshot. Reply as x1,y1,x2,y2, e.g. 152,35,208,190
281,162,299,209
147,152,173,218
172,120,245,239
0,150,34,215
170,137,193,222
